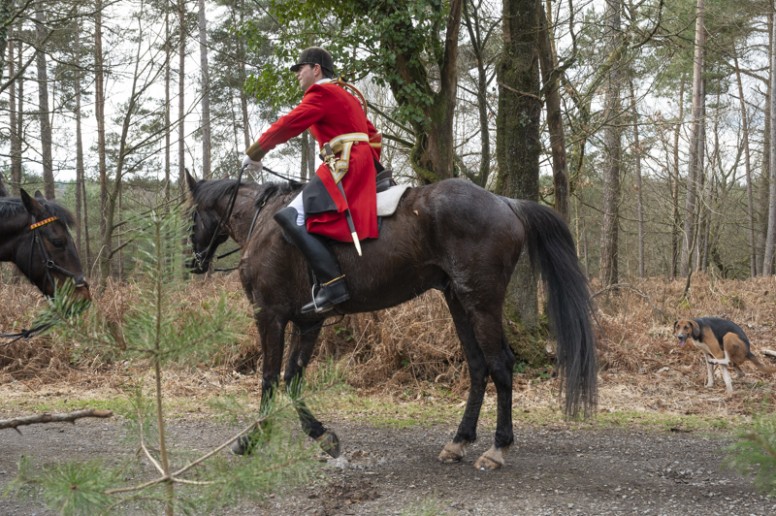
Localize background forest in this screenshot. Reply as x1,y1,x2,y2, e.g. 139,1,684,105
0,0,774,303
6,2,776,511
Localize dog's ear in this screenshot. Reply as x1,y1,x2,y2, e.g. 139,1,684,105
689,320,700,339
672,320,678,331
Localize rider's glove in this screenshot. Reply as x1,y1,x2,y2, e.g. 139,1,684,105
242,155,263,171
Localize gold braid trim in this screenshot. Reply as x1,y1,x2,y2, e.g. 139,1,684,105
30,216,59,231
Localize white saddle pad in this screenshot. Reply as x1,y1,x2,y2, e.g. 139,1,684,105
376,185,410,217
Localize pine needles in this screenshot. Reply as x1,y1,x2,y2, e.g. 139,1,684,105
7,205,320,515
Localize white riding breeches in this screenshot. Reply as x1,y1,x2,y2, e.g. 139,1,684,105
289,192,305,226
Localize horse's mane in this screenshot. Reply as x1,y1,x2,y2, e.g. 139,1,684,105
0,196,76,227
254,181,302,210
195,178,303,210
194,178,243,206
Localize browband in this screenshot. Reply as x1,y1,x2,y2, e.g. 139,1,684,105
29,216,59,230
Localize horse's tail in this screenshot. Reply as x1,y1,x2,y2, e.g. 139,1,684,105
503,197,597,418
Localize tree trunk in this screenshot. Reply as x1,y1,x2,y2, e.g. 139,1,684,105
198,0,212,179
74,23,85,263
764,9,776,274
497,0,541,331
164,5,171,203
380,0,462,183
680,0,706,277
95,0,109,282
599,0,623,287
178,0,186,194
462,0,492,188
238,2,250,153
35,3,54,199
8,34,21,196
629,78,645,278
759,12,773,275
537,1,568,219
670,78,685,280
0,0,8,83
733,55,756,277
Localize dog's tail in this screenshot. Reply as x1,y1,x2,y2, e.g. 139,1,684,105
747,352,776,374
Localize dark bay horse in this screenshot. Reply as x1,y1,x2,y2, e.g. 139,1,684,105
186,171,596,470
0,189,90,300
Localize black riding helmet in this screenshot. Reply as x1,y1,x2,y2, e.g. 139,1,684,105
290,47,335,77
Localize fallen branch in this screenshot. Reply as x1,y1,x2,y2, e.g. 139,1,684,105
0,409,113,432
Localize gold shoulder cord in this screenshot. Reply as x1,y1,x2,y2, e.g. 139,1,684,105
336,78,368,115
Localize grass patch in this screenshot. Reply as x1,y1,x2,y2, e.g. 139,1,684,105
313,390,458,428
400,498,452,516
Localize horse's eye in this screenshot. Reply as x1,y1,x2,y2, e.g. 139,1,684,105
51,238,66,248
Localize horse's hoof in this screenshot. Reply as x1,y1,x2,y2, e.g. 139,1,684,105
438,441,466,463
231,435,252,456
317,430,340,458
231,431,264,456
473,446,506,470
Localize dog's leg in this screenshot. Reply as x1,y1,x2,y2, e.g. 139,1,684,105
721,365,734,393
704,356,715,388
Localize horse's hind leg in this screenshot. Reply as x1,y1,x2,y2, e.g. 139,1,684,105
474,336,515,471
452,292,515,470
284,322,340,457
438,293,489,464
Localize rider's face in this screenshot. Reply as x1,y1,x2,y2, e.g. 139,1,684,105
296,64,319,92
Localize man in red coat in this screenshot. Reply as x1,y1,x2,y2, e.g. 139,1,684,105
243,47,382,314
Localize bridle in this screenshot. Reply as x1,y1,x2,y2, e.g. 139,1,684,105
28,215,86,292
1,215,86,342
189,171,243,274
189,165,294,274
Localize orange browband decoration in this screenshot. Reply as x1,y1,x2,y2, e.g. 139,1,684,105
29,216,59,230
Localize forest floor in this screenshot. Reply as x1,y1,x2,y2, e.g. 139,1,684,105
2,274,776,514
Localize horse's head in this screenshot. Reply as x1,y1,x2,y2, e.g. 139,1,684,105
17,189,90,301
185,171,229,274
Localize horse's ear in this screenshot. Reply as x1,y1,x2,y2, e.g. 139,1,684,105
185,169,198,194
20,188,45,217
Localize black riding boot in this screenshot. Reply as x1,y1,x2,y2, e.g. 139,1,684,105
274,207,350,314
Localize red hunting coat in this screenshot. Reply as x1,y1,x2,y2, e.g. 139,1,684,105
250,80,381,242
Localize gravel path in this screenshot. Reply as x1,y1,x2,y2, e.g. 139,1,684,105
2,417,774,515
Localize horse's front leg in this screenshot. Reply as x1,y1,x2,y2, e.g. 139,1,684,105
284,321,340,457
231,313,287,455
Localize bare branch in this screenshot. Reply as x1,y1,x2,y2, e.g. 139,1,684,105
0,409,113,431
